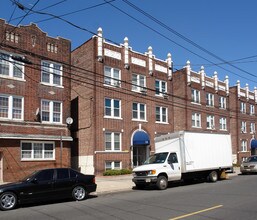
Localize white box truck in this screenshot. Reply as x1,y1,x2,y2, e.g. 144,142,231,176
132,131,233,190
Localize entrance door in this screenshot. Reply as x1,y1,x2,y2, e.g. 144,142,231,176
133,146,148,167
0,153,3,182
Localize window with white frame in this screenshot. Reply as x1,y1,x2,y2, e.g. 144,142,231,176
206,93,214,107
192,112,201,128
104,98,121,118
0,53,24,79
250,104,255,115
155,79,167,96
104,66,121,87
41,100,62,123
132,73,146,92
241,140,247,152
219,96,226,109
241,121,247,133
191,89,200,104
207,115,215,129
250,122,255,133
0,94,23,120
21,142,55,160
105,161,121,170
240,102,246,114
41,61,62,86
156,106,168,123
132,102,146,121
219,117,227,130
105,132,121,151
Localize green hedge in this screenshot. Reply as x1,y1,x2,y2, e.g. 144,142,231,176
103,169,132,176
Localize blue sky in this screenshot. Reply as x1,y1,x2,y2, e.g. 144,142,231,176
2,0,257,90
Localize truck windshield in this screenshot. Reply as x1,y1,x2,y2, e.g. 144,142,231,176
144,152,168,164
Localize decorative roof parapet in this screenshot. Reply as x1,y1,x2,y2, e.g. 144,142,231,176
148,46,153,76
167,53,173,80
97,27,103,62
237,80,241,99
186,60,191,85
225,76,229,96
124,37,129,69
214,71,218,93
245,84,249,100
200,66,205,89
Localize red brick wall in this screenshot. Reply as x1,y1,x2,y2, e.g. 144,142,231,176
0,19,72,181
0,140,71,182
71,37,174,174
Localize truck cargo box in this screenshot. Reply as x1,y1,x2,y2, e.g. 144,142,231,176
154,131,233,173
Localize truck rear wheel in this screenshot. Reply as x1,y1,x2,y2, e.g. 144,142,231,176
156,176,168,190
208,171,218,182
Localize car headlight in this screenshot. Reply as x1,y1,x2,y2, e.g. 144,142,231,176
0,189,3,193
147,170,156,175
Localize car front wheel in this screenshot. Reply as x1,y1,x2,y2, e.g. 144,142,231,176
72,186,87,201
0,192,17,211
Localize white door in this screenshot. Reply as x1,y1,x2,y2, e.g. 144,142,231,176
167,152,181,181
0,153,2,182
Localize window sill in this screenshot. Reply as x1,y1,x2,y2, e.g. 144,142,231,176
21,159,55,161
40,82,64,88
41,121,63,125
155,121,169,124
132,119,147,122
191,102,201,105
0,118,24,122
104,116,123,120
0,75,25,81
103,83,121,88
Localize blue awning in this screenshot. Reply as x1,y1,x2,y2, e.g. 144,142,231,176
133,131,150,145
251,140,257,149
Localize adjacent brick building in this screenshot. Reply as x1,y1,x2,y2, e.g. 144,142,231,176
0,19,72,182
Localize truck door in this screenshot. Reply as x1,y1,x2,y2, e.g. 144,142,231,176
167,152,181,181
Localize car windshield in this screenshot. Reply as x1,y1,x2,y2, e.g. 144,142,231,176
247,156,257,162
144,152,168,164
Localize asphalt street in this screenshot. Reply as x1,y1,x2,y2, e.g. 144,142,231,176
1,171,257,220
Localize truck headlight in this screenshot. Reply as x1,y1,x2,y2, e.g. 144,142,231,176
147,170,156,175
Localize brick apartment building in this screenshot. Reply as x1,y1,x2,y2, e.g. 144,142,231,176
168,62,257,164
71,28,257,175
0,19,72,182
229,81,257,162
71,28,174,175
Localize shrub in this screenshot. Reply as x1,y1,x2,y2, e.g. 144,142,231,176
103,169,132,176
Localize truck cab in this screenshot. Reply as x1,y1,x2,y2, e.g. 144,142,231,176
132,152,181,190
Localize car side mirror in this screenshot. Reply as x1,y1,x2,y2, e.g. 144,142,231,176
31,178,38,184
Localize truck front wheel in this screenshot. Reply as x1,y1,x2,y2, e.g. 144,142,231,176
208,171,218,182
156,176,168,190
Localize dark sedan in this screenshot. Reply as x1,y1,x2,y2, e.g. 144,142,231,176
0,168,97,211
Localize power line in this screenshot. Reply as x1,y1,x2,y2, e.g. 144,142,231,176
1,43,253,123
9,0,68,22
34,0,116,24
10,0,257,85
1,0,41,46
106,0,257,82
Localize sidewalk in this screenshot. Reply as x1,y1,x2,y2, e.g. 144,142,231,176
95,167,240,195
